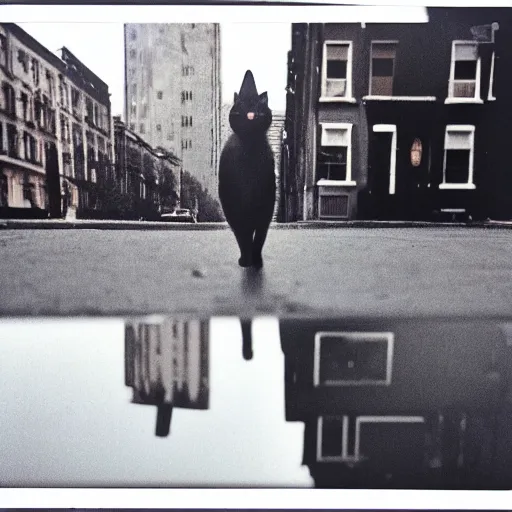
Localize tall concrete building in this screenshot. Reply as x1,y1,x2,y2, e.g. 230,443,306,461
124,24,221,200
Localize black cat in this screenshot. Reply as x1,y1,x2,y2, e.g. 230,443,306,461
219,70,276,269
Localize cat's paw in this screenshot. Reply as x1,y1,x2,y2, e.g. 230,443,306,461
238,256,253,268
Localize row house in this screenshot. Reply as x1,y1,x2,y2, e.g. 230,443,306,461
125,317,209,437
279,317,512,488
0,23,114,219
114,116,181,219
281,8,512,222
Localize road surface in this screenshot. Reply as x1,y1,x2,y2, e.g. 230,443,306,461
0,227,511,318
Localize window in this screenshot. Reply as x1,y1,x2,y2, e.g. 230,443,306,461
129,49,136,59
0,34,7,69
71,88,81,116
448,42,481,101
441,126,476,189
130,29,137,41
157,91,163,100
156,124,162,131
140,123,145,134
7,124,18,158
317,123,354,184
85,98,94,122
130,104,137,116
129,123,135,131
189,116,192,127
0,172,8,207
31,58,40,86
2,82,16,118
370,42,397,96
18,49,29,73
20,92,28,121
321,42,352,100
189,139,192,149
46,70,55,102
190,91,193,101
142,104,148,119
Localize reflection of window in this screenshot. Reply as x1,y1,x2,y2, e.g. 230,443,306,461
441,125,476,189
321,42,352,100
370,42,397,96
317,123,353,183
448,42,481,101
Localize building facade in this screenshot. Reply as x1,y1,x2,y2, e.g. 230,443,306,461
279,317,512,488
281,9,512,222
125,317,210,437
124,23,222,200
114,116,180,220
0,23,114,219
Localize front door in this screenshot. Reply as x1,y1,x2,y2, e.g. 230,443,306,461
368,128,395,219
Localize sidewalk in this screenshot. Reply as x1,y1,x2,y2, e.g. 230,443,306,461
1,218,512,230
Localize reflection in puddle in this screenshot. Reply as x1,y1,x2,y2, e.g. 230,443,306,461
125,318,210,437
0,316,512,489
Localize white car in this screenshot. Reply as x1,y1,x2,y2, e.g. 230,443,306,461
161,209,197,223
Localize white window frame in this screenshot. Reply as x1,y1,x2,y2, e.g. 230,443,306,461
320,41,355,103
440,125,476,190
373,124,397,195
316,415,355,462
446,41,483,104
317,123,355,186
313,331,394,387
369,40,398,97
488,51,496,101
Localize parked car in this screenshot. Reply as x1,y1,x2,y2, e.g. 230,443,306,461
161,208,197,223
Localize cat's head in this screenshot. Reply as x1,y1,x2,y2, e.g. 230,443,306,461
229,70,272,137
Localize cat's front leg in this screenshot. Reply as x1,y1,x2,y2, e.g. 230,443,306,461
233,227,254,267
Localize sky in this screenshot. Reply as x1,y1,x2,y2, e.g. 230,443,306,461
13,6,429,118
0,316,312,487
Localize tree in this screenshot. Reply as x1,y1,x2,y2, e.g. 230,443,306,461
180,171,224,222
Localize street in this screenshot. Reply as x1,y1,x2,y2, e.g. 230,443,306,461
0,227,511,318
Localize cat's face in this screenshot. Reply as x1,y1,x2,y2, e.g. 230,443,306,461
229,91,272,137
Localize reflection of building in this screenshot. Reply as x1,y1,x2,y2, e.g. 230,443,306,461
113,116,180,219
125,317,209,437
0,23,114,219
281,9,512,221
124,24,221,200
280,318,512,489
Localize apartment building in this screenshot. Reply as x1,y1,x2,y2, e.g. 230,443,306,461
124,23,221,200
0,23,114,219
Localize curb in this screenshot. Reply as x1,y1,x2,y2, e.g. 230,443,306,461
0,220,512,230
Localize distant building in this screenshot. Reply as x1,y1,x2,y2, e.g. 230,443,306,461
280,317,512,489
125,317,210,437
281,9,512,221
0,23,114,219
221,103,285,220
113,116,180,219
124,23,222,200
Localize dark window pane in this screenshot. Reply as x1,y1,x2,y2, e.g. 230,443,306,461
321,418,343,457
454,60,477,80
327,60,347,80
372,58,394,77
445,149,470,183
318,146,348,181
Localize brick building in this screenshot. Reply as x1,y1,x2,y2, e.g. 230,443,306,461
281,8,512,221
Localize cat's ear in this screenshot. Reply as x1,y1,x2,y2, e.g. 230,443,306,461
259,92,268,105
233,92,239,103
